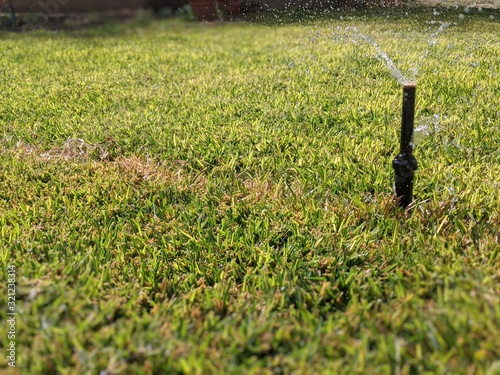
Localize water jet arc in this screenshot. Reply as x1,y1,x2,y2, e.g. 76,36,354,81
393,84,418,208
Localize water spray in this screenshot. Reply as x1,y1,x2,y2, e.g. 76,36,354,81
392,84,418,208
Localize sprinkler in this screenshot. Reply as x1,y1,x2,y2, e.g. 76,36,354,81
393,84,418,208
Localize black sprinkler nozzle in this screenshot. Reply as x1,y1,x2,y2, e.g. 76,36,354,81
393,84,418,208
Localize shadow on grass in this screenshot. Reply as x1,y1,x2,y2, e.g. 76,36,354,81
0,7,193,37
1,3,497,38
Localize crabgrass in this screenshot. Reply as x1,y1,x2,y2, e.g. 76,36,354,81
0,6,499,374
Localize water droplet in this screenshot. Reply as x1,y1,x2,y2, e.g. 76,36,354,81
464,6,470,13
478,7,482,12
413,125,429,146
458,14,465,20
490,15,495,20
413,114,441,146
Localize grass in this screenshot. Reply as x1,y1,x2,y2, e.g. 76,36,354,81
0,6,499,374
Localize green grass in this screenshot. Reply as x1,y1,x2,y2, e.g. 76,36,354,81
0,6,499,374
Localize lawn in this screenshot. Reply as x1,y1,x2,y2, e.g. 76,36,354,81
0,6,499,374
